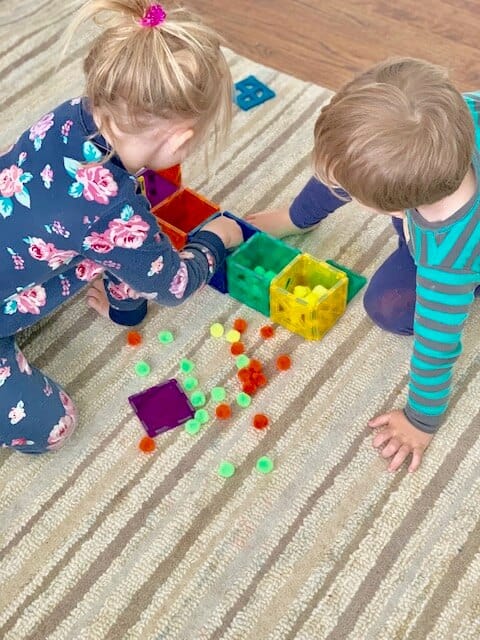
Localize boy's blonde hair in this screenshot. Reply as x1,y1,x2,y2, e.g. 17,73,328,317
66,0,232,152
313,58,474,211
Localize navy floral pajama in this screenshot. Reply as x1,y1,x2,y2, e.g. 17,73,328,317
0,98,225,454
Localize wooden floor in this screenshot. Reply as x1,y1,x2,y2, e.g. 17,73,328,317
188,0,480,91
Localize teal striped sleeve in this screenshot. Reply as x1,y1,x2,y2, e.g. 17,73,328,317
405,265,478,432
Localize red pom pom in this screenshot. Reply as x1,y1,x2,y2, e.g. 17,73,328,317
254,373,267,387
276,354,292,371
249,359,263,372
215,403,232,419
237,368,251,383
253,414,269,430
230,342,245,356
260,325,275,339
139,436,156,453
242,382,257,395
233,318,248,333
127,331,142,346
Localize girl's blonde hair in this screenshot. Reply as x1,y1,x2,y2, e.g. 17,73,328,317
313,58,474,211
66,0,232,153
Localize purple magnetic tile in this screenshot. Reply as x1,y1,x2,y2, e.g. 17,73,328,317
129,378,194,437
142,170,178,207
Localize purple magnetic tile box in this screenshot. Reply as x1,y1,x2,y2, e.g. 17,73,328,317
128,378,194,437
142,170,178,208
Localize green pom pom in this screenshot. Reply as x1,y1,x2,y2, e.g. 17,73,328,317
236,392,251,408
180,358,195,374
256,456,274,474
190,391,206,407
134,361,150,377
235,354,250,369
195,409,209,424
211,386,226,402
183,377,198,391
185,419,201,435
158,331,174,344
217,461,236,478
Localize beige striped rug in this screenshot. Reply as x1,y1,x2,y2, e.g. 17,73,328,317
2,2,480,639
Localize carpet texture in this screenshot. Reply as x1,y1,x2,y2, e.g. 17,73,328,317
1,2,480,639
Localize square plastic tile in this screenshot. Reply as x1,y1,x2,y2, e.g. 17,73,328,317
129,378,194,437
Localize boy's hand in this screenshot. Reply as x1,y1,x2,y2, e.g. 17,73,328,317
246,208,307,238
368,410,433,473
201,216,243,249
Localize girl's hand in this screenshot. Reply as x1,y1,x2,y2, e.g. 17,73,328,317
368,410,433,472
201,216,243,249
86,278,109,319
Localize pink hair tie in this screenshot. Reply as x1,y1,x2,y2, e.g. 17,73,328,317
138,4,167,28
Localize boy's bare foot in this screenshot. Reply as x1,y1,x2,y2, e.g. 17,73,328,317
86,279,109,319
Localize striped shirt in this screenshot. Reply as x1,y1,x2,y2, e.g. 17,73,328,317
290,92,480,433
403,91,480,432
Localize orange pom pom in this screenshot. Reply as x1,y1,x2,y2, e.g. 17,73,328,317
276,354,292,371
215,403,232,419
127,331,142,346
138,436,156,453
230,342,245,356
233,318,248,333
253,414,269,430
260,325,275,339
249,359,263,372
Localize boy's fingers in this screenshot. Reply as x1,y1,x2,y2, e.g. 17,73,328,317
388,445,410,472
408,449,423,473
368,413,390,428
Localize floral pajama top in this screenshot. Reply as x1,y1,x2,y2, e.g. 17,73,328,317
0,98,225,337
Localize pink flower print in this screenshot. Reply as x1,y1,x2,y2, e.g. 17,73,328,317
18,151,27,166
60,276,70,296
11,437,34,447
47,249,77,270
75,259,104,282
43,377,53,397
179,250,195,260
106,215,150,249
107,281,157,301
29,112,54,150
27,237,55,261
40,164,54,189
15,349,32,375
47,414,76,450
83,231,115,254
107,281,142,301
0,365,11,387
7,247,25,270
0,165,24,198
61,119,73,144
51,220,70,238
75,165,118,205
169,261,189,299
70,97,81,105
9,400,26,425
59,390,76,417
16,285,47,315
148,256,164,276
101,260,121,270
